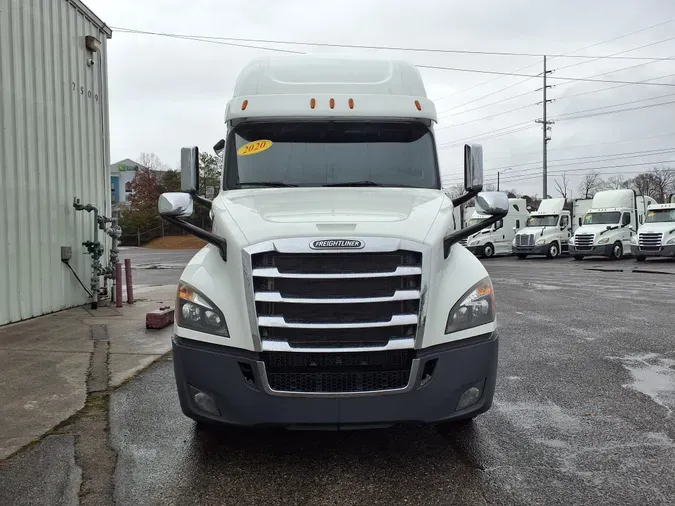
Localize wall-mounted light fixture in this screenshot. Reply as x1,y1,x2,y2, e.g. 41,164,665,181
85,35,101,53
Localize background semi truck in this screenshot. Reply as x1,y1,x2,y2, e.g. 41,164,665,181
465,198,530,258
570,189,657,260
512,197,592,259
630,200,675,260
157,55,509,430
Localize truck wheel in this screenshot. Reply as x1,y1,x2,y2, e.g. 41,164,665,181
483,243,495,258
636,255,646,262
516,254,527,260
610,242,623,260
546,242,560,259
573,256,584,261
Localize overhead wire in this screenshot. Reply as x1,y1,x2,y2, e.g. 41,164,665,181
111,26,675,61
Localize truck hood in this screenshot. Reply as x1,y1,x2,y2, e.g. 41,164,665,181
638,222,675,235
212,187,446,245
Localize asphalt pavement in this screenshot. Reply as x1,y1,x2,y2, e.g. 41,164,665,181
117,247,195,290
2,251,675,505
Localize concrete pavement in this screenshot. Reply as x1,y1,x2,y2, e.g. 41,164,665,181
0,284,177,461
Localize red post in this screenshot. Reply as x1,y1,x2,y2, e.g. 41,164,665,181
125,258,134,304
115,263,123,308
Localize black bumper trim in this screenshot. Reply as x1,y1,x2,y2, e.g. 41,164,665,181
171,332,498,427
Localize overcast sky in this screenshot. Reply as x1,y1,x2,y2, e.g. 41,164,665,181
87,0,675,197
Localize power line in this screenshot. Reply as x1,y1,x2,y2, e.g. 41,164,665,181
418,63,675,87
556,98,675,122
437,89,535,119
436,102,536,130
558,71,675,101
487,130,675,161
437,21,675,116
111,26,675,61
443,147,675,184
498,160,674,184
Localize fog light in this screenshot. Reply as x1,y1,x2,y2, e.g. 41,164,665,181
456,380,485,411
194,391,220,416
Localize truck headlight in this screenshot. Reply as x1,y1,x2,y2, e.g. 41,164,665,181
667,236,675,245
512,238,516,246
536,238,546,245
445,277,495,334
177,283,229,337
569,236,575,245
631,235,638,245
597,237,610,244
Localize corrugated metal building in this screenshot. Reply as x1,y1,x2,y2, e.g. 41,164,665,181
0,0,112,325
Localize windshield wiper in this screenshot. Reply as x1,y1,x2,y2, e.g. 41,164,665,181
238,182,298,188
322,181,384,187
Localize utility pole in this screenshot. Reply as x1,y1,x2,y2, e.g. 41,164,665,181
497,167,511,191
535,55,555,199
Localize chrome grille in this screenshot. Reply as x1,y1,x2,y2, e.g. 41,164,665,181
251,249,422,350
574,234,594,250
638,232,663,250
515,234,535,247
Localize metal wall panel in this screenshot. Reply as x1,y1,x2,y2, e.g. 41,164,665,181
0,0,111,325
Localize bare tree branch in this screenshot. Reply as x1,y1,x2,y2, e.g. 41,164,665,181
554,173,569,200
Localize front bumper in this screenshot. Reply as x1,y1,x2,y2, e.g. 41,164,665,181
172,332,498,428
569,244,613,257
512,244,549,255
631,244,675,257
466,245,485,256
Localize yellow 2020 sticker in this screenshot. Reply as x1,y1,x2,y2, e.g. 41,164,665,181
238,140,273,156
648,211,655,217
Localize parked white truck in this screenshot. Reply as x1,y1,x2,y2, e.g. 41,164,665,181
157,55,509,430
630,199,675,260
569,189,657,260
465,198,530,258
512,197,593,259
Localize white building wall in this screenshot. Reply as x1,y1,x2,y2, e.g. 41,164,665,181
0,0,112,324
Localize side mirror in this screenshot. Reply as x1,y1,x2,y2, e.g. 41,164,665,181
475,191,508,216
213,139,225,155
158,192,194,218
464,144,484,193
181,146,199,192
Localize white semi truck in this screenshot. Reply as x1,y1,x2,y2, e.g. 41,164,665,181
157,55,509,430
630,199,675,260
465,198,530,258
512,197,593,259
569,189,657,260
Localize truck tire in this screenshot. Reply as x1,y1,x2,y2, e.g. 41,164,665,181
516,254,527,260
573,256,584,261
546,242,560,259
610,242,623,260
482,243,495,258
636,255,646,262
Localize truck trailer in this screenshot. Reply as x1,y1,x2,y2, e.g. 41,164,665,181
157,55,509,430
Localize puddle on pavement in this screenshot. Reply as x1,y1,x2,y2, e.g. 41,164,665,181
607,353,675,415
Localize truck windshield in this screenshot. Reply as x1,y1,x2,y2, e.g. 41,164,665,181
527,215,558,227
224,121,440,189
646,208,675,223
583,211,621,225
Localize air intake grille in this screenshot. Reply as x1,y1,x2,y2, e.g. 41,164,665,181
639,233,663,250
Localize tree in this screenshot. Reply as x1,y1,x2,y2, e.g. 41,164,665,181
554,173,570,200
578,172,604,199
649,166,675,202
138,152,171,172
119,168,162,235
605,175,629,190
199,152,222,198
159,170,181,193
628,172,659,200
